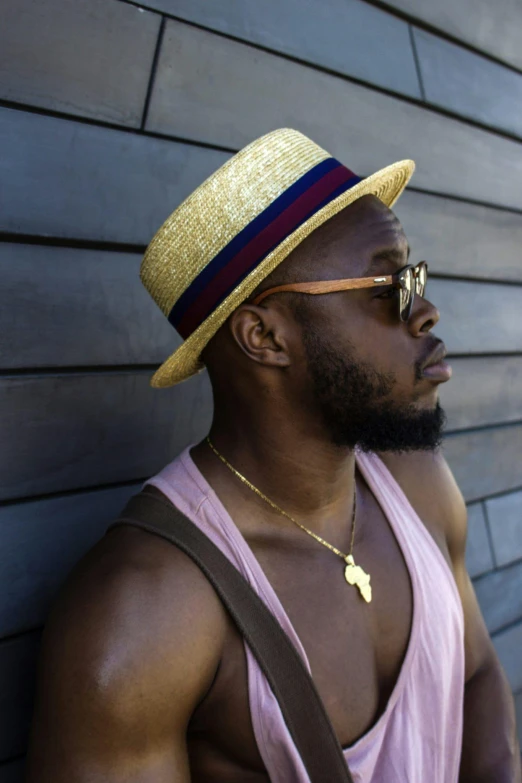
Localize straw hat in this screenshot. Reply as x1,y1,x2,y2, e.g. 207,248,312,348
141,128,414,388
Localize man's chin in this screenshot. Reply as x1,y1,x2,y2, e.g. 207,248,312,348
370,440,440,455
412,394,440,412
343,402,447,453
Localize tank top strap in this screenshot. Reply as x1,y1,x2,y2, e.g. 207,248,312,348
354,449,463,612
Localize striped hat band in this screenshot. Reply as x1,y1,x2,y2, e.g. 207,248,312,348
170,157,361,340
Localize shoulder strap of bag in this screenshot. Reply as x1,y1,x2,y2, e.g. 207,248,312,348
108,487,353,783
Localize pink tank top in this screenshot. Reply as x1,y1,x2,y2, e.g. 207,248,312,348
145,446,465,783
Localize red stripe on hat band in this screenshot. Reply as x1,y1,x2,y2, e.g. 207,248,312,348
176,164,354,339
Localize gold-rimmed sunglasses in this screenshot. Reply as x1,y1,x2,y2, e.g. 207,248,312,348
252,261,428,322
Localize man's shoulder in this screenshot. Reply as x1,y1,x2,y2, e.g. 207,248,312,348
376,449,467,552
28,500,230,776
42,516,228,711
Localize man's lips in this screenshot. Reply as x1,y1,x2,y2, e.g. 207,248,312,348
420,342,452,382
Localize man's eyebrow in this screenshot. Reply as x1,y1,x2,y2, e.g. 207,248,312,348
364,245,411,275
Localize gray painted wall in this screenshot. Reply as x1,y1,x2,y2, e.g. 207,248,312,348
1,0,521,775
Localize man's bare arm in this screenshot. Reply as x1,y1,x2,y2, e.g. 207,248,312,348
26,524,227,782
382,449,521,782
438,456,521,783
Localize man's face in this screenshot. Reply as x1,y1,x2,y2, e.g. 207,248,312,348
285,195,448,451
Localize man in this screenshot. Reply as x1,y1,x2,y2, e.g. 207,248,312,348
27,129,520,782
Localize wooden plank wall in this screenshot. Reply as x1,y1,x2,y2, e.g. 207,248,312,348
1,0,521,774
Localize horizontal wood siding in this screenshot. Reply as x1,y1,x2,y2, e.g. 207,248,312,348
146,21,522,210
379,0,522,72
0,107,228,243
440,356,522,430
485,490,522,567
0,245,176,369
131,0,421,97
492,622,522,693
2,0,521,765
412,28,522,138
474,563,522,635
394,190,522,283
1,0,160,126
0,485,140,638
127,0,522,139
465,503,494,579
444,425,522,502
0,371,213,500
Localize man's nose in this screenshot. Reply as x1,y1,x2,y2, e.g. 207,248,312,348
408,294,440,335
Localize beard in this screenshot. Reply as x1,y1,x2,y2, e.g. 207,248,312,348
300,327,446,452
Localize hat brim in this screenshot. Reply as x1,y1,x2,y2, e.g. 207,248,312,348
150,159,414,388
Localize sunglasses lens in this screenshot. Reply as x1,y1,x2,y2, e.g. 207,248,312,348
416,262,427,296
399,268,414,320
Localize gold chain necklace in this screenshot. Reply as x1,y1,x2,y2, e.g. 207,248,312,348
206,437,372,603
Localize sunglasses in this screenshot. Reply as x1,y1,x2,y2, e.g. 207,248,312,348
252,261,428,322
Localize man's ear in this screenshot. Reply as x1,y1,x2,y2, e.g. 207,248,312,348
228,303,292,368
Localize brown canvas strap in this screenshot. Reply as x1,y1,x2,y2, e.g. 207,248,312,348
108,488,353,783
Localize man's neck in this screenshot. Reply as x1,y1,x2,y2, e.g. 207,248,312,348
190,405,358,538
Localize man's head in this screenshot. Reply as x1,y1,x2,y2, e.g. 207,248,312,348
202,194,448,452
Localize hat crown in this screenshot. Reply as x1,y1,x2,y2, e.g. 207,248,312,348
140,128,330,317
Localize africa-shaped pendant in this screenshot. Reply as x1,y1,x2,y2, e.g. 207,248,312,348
344,555,372,603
